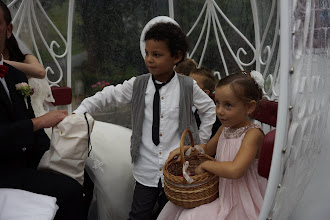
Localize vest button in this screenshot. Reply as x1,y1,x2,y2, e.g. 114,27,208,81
159,133,162,137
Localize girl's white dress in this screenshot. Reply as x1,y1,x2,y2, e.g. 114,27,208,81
157,124,268,220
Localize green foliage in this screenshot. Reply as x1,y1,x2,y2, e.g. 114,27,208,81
47,1,68,36
73,59,138,97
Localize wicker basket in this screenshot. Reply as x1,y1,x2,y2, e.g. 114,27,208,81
163,129,219,208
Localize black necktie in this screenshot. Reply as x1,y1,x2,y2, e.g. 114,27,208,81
152,73,175,146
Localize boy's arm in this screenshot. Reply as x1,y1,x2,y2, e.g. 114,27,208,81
192,81,216,144
74,77,136,114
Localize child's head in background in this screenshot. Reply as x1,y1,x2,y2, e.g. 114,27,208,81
174,58,197,76
189,67,216,96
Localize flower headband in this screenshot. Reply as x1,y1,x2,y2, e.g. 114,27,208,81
249,70,264,90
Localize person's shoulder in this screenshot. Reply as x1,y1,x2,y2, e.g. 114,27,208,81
177,72,191,79
134,73,151,83
132,73,150,91
177,73,193,84
245,125,264,138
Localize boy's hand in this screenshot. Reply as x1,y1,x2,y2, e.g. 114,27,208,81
166,147,181,164
165,145,192,164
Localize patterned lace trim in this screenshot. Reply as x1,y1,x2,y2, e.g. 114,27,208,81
89,153,104,173
223,124,260,139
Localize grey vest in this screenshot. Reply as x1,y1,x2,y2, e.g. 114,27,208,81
130,73,200,163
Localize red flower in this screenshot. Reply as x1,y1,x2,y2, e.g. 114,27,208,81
0,65,9,78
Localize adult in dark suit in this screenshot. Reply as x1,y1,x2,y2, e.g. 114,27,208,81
0,61,86,220
0,3,85,219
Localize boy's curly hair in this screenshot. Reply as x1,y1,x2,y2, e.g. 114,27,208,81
144,22,189,64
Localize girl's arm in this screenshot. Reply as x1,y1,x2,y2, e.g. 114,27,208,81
166,126,223,164
5,54,46,79
196,128,264,179
203,125,223,156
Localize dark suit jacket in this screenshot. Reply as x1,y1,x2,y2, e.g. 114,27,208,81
0,63,49,170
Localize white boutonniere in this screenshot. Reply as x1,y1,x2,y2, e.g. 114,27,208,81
15,82,34,109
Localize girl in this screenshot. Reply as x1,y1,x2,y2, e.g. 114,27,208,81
158,71,268,220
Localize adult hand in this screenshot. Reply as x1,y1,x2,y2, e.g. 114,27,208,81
32,110,68,131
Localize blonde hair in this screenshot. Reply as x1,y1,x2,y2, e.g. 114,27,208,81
174,58,197,76
190,67,216,93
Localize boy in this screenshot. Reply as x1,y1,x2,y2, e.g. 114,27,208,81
74,22,216,220
189,67,221,138
189,67,216,96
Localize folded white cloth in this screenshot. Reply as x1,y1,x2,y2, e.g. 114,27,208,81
0,188,58,220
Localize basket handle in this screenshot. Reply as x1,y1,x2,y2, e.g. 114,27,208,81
180,129,195,166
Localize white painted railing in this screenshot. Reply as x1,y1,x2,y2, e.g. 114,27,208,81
8,0,75,112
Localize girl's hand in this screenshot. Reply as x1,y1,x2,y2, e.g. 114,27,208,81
195,163,206,175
